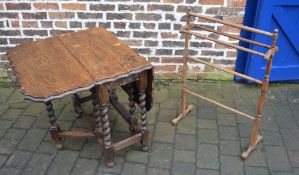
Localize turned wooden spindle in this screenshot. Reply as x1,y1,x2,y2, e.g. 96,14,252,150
45,101,63,150
91,88,102,134
242,29,279,159
73,93,83,118
138,71,149,152
128,85,138,133
98,87,115,167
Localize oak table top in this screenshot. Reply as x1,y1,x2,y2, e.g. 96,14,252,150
7,27,152,102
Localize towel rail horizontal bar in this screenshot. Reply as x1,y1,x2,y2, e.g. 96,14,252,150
182,30,266,57
188,56,263,84
189,12,273,37
184,89,255,120
191,24,272,49
181,30,266,58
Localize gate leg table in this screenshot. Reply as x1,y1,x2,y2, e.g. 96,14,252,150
7,27,154,167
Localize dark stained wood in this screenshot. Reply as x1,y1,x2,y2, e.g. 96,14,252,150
7,27,152,101
8,27,154,168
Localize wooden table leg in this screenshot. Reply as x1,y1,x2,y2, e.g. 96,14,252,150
138,71,149,152
99,86,115,167
128,84,138,134
45,101,63,150
73,93,83,118
91,87,102,135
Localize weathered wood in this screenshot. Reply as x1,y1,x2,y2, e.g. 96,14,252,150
191,24,272,49
45,101,62,150
128,85,139,134
185,89,255,120
242,29,279,159
114,133,142,151
181,30,266,57
98,86,115,167
58,131,95,138
175,9,279,159
189,12,273,36
8,38,93,100
7,27,152,102
8,27,154,168
138,73,149,151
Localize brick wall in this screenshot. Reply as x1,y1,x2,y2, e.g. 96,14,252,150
0,0,246,81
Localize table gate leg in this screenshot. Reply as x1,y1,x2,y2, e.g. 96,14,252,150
99,87,115,167
45,101,63,150
73,94,83,118
139,90,149,152
91,88,102,136
128,85,138,134
138,71,149,152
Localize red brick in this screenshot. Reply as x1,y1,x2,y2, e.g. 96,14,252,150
114,22,126,29
148,57,160,63
223,16,243,24
40,21,53,28
199,0,224,5
10,21,20,28
118,5,144,11
90,4,115,11
55,21,67,28
144,40,158,47
106,13,132,20
161,57,183,63
155,65,177,71
123,39,142,46
22,12,47,19
22,21,38,28
206,7,244,15
0,30,21,36
0,3,4,10
161,32,178,39
6,3,31,10
9,38,33,45
147,4,174,11
143,23,155,29
228,0,246,7
0,13,19,19
136,13,162,21
201,50,224,56
33,3,58,10
49,12,75,19
163,0,184,3
61,3,86,10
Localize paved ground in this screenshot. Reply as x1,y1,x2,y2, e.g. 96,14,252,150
0,81,299,175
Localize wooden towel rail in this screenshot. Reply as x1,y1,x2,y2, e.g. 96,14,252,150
172,8,279,160
188,56,263,84
191,24,272,49
181,30,266,58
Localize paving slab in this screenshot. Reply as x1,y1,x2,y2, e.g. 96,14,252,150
0,82,298,175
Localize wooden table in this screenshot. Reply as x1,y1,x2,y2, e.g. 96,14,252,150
7,27,154,167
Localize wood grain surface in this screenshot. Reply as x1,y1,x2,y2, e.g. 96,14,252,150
7,27,152,101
